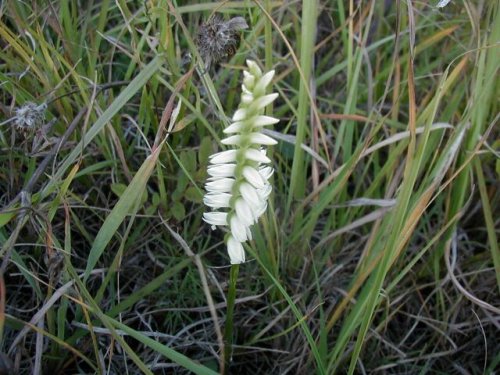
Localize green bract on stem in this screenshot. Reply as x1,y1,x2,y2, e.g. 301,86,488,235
203,60,279,264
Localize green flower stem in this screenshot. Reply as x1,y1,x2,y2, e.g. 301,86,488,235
223,263,240,373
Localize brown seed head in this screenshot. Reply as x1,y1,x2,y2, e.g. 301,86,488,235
196,15,248,70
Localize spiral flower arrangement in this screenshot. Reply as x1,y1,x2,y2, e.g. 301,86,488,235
203,60,279,264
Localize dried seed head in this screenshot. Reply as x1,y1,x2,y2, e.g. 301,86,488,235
196,15,248,70
13,102,47,134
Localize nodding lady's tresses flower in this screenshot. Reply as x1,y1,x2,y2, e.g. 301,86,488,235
203,60,279,264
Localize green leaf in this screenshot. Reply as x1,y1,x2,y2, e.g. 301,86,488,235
198,136,213,166
152,192,160,207
171,201,185,220
83,147,162,281
110,183,127,197
145,192,161,215
111,183,148,204
172,173,189,201
185,186,203,203
0,211,15,228
180,150,197,174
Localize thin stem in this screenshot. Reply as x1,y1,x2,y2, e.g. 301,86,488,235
223,263,239,374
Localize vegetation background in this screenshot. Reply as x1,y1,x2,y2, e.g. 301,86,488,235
0,0,498,374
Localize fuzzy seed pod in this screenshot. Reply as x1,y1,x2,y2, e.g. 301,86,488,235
13,102,47,135
196,15,248,70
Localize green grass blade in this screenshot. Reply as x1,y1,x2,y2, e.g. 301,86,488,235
41,56,164,199
288,0,318,207
83,147,162,281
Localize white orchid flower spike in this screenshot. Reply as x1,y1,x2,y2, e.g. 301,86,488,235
203,60,279,264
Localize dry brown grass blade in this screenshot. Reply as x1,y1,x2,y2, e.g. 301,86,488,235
320,113,372,122
154,65,196,149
